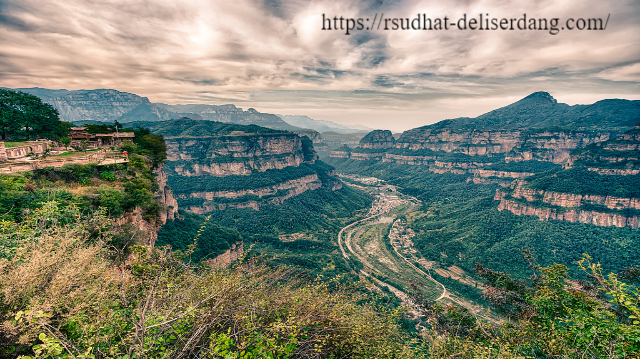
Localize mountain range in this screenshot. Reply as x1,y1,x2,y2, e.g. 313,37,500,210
3,87,368,134
428,91,640,131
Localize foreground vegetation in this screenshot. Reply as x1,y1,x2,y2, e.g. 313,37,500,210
1,202,639,358
0,203,419,358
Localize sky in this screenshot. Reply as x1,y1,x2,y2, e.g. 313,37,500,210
0,0,639,131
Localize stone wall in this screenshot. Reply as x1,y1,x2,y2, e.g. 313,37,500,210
0,141,53,161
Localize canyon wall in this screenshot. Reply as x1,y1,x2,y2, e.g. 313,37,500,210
495,186,640,229
164,130,340,214
166,133,307,177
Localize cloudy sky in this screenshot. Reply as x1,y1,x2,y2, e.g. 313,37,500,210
1,0,639,131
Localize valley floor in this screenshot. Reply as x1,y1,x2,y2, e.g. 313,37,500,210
336,176,498,324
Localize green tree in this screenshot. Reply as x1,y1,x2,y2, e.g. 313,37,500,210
136,134,167,168
59,137,71,150
0,89,65,140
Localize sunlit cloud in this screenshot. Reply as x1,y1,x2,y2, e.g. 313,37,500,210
0,0,639,131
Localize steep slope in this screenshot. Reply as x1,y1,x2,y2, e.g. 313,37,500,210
496,125,640,229
328,93,639,182
142,119,342,213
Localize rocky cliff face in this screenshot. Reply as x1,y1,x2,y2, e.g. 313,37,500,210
359,130,396,149
495,184,640,229
396,129,520,155
162,124,342,214
115,167,179,246
570,125,640,173
497,196,640,229
505,131,611,164
209,242,244,268
334,128,612,168
166,134,306,176
154,167,179,223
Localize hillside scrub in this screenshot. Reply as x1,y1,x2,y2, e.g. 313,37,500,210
0,150,162,223
412,256,640,359
1,206,640,358
0,202,420,358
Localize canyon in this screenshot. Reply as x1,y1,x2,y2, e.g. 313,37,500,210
143,119,343,214
327,93,640,229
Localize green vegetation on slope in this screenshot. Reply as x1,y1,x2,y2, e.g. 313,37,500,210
0,132,168,225
156,211,242,263
128,118,285,138
166,162,319,193
525,167,640,198
0,204,417,358
2,201,639,358
204,185,372,276
324,158,640,279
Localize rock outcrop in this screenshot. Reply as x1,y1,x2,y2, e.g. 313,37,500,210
497,196,640,229
160,121,342,214
154,166,179,223
116,166,179,246
359,130,396,149
496,185,640,229
209,242,244,268
166,134,306,177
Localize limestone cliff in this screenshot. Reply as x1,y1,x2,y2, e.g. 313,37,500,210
154,166,179,223
166,134,306,177
497,195,640,229
116,166,179,246
159,121,342,214
496,184,640,229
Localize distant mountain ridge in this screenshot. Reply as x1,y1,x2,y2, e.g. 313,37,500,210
329,91,640,177
327,92,640,229
277,115,370,133
3,87,365,135
428,91,640,131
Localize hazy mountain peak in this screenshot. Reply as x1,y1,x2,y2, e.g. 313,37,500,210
521,91,557,104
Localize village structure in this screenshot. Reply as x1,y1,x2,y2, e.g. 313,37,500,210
0,127,135,171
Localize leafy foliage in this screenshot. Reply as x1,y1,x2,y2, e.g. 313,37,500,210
156,211,242,263
0,203,419,358
0,89,69,141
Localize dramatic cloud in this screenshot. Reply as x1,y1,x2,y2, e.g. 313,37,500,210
1,0,639,130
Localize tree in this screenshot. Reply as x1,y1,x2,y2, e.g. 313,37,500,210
59,137,71,150
136,134,166,168
0,89,65,140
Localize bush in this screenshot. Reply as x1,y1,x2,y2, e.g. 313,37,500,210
0,203,420,358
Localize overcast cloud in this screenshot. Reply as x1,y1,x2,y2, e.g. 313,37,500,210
1,0,639,131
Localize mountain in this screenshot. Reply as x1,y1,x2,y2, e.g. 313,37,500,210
428,91,640,131
138,118,345,214
325,92,640,283
495,124,640,229
5,87,173,123
157,104,303,131
329,92,640,185
277,114,370,133
5,87,307,132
